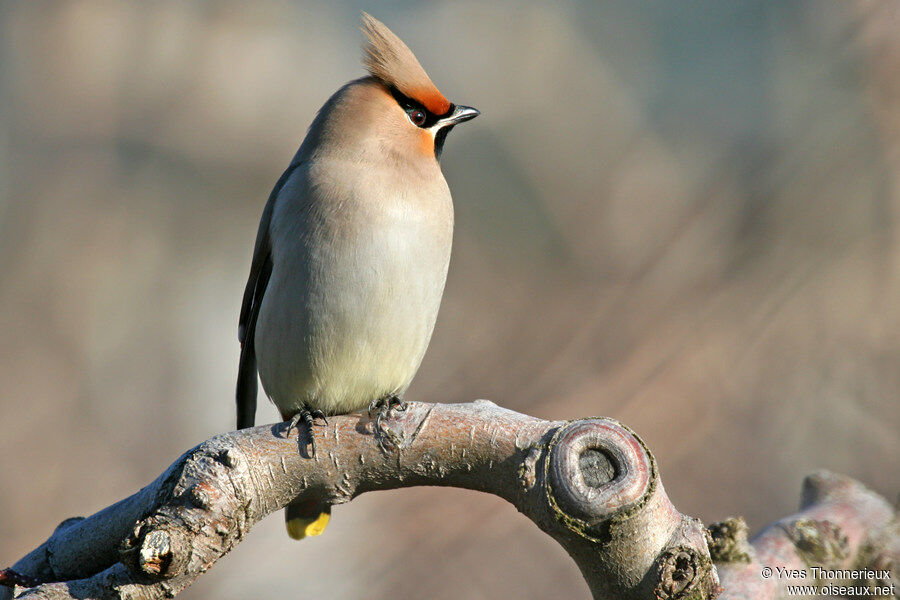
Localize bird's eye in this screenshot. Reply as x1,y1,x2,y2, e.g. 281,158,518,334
407,109,426,127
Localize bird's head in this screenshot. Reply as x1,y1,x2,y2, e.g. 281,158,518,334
301,14,479,166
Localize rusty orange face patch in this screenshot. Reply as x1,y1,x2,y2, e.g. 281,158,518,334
418,128,435,157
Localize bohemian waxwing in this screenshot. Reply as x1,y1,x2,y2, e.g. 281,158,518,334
235,13,479,539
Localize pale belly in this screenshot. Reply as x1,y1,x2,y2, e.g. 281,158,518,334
255,201,452,417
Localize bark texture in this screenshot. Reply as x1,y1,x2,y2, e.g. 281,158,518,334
2,401,895,600
712,470,898,599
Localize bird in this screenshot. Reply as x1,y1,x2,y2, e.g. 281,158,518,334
235,13,479,540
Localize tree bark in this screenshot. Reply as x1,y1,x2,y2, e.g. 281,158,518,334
711,471,897,600
2,401,895,599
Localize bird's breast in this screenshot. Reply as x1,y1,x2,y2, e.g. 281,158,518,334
256,158,453,414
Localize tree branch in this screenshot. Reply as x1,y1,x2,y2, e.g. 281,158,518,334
2,401,894,599
2,401,720,599
711,470,898,599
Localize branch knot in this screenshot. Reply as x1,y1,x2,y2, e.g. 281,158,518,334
707,517,753,564
782,518,849,569
121,523,190,580
655,546,714,600
544,418,655,541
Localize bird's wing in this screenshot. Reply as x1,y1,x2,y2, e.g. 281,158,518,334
236,160,303,429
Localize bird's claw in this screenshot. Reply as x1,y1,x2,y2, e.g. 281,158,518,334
368,395,406,450
367,394,406,419
286,407,327,458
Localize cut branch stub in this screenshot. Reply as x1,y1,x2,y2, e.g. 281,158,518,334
546,419,652,532
539,418,720,600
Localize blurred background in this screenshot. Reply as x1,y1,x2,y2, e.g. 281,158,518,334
1,0,898,598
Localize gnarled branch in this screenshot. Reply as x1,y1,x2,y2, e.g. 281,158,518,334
1,401,718,599
712,471,898,599
2,401,895,599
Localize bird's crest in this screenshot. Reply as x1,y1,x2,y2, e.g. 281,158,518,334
361,13,451,116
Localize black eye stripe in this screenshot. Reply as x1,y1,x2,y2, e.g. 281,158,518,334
387,85,449,128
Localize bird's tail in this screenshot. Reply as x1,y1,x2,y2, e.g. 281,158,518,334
235,346,257,430
285,499,331,540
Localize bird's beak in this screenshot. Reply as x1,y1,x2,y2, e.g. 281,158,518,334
440,105,480,127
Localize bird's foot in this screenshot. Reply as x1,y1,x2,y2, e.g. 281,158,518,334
367,395,406,449
367,394,407,421
285,408,327,457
